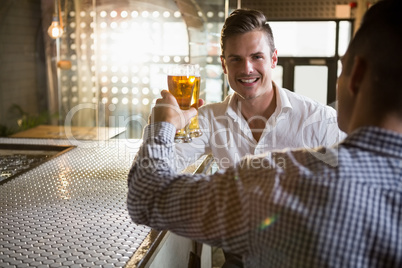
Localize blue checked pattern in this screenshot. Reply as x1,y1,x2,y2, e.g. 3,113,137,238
127,123,402,268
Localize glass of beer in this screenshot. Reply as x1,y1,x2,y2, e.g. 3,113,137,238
167,64,199,143
188,75,202,138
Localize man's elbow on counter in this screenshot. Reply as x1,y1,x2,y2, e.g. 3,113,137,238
126,178,149,225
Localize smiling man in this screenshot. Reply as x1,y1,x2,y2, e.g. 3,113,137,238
174,9,345,174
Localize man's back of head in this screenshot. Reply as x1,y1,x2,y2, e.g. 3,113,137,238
349,0,402,116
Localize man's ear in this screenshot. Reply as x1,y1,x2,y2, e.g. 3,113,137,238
220,55,227,74
271,49,278,69
349,56,367,96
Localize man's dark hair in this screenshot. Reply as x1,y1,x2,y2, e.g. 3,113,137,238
220,9,275,56
346,0,402,115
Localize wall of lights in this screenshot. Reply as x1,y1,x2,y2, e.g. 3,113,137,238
56,0,226,138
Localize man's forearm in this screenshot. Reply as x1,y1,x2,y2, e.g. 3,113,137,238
127,122,176,225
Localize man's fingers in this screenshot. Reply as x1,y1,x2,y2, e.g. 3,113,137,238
190,98,205,109
160,89,170,98
198,98,204,108
152,90,201,129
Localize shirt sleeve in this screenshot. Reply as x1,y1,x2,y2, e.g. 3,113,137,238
300,105,346,149
126,121,256,255
319,107,347,147
127,122,177,225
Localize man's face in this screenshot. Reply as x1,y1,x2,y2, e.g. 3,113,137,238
221,30,277,100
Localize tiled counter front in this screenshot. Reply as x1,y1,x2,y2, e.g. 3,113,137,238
0,137,148,267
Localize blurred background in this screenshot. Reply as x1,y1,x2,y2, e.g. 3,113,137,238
0,0,373,139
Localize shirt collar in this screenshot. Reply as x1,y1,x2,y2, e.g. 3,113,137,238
225,93,239,120
274,82,293,114
225,82,294,120
343,126,402,158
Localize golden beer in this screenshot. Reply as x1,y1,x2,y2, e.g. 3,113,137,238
188,76,202,137
167,75,196,110
167,64,201,143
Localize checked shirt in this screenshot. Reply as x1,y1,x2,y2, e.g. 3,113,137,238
127,123,402,268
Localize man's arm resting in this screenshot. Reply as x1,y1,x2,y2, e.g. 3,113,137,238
127,122,176,226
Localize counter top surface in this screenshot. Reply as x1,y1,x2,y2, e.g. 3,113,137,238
0,137,148,267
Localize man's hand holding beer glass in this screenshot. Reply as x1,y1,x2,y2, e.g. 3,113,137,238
151,90,202,132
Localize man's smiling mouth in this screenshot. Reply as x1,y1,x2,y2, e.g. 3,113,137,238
239,78,259,83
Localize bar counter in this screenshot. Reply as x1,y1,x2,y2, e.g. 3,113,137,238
0,136,213,267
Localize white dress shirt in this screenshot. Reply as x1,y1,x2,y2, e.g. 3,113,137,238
174,84,346,171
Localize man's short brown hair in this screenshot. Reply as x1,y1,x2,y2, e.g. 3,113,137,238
220,9,275,57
